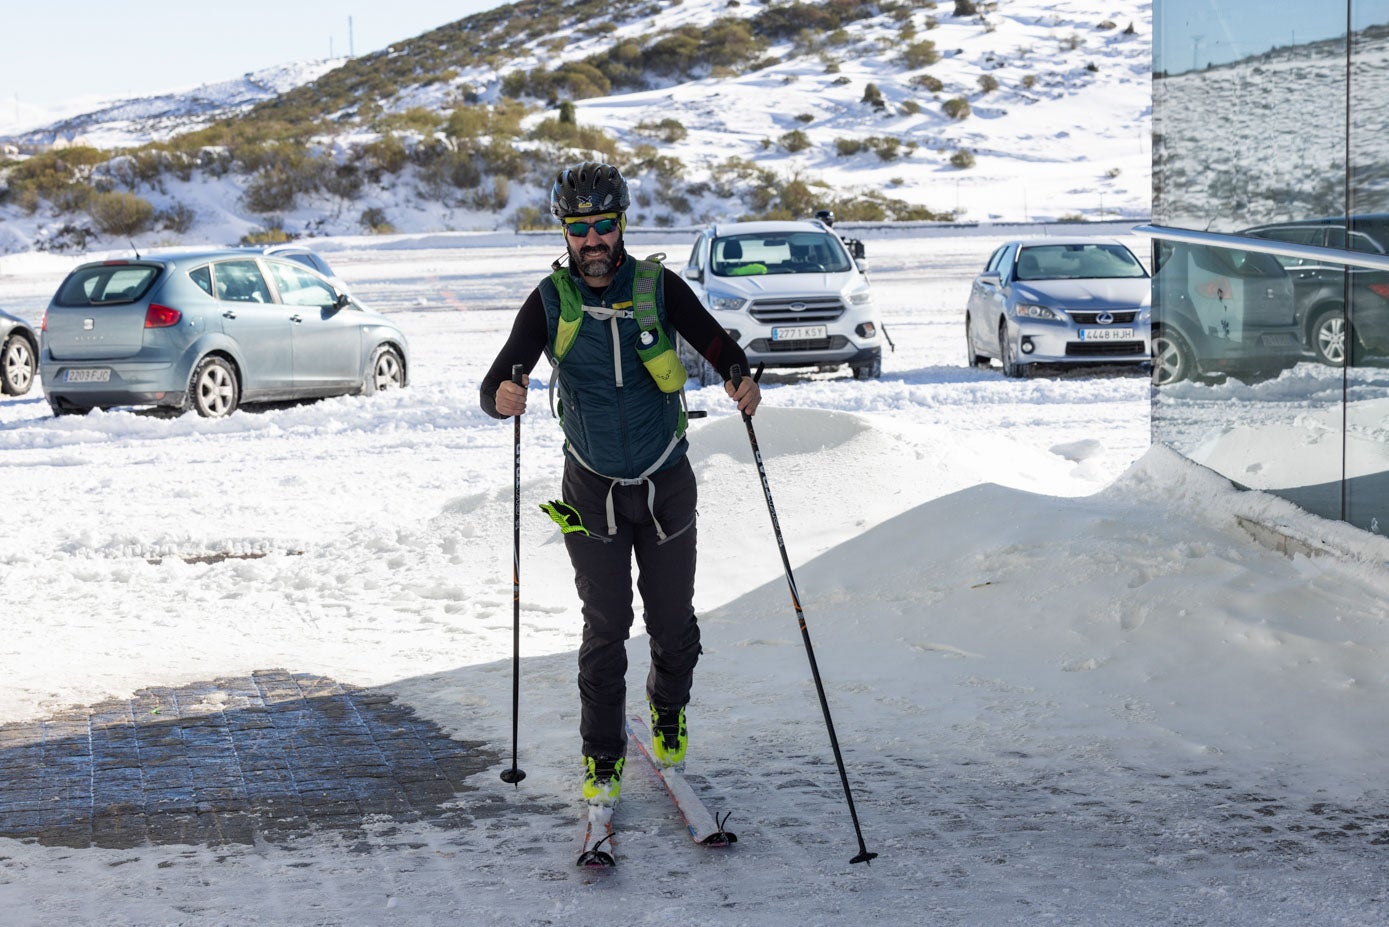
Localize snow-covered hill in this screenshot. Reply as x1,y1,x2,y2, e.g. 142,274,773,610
0,0,1153,253
1155,28,1389,230
0,60,346,150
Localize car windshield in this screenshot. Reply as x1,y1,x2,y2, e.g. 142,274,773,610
1014,244,1147,281
711,232,852,277
55,264,160,306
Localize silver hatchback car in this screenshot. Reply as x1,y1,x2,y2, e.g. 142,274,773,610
40,249,408,417
966,237,1151,378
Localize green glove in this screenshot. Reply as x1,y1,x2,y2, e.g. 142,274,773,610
540,500,589,536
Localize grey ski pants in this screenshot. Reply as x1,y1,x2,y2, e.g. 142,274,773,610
561,456,701,759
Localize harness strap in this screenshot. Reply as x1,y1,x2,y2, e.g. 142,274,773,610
567,431,684,540
549,260,664,364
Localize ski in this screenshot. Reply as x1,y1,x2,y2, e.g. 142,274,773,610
626,713,738,848
577,801,617,868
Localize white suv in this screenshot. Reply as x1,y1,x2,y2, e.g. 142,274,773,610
679,220,884,380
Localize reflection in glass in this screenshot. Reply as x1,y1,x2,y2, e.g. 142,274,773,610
1150,240,1301,385
1151,239,1345,522
1342,4,1389,532
1153,0,1348,231
1351,2,1389,217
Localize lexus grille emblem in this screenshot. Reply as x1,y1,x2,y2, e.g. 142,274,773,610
1097,311,1114,325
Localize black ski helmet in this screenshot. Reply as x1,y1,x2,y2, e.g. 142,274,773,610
814,208,836,227
551,161,630,218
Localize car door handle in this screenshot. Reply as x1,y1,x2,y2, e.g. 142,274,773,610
222,310,237,319
290,314,304,324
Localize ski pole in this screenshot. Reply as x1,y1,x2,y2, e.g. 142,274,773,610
731,364,877,865
500,364,527,786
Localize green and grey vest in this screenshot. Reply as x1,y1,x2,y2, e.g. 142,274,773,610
539,257,687,483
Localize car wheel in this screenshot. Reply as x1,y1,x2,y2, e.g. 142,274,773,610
999,321,1028,378
1,333,36,396
190,356,239,418
1151,328,1195,386
363,344,405,394
1309,308,1348,366
677,337,722,387
965,315,990,368
851,352,882,380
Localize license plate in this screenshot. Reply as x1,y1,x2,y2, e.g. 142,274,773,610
771,325,827,341
65,368,111,383
1078,328,1134,342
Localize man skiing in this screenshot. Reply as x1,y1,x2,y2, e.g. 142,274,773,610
480,160,760,806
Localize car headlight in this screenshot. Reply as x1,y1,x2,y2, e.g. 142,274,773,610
709,293,746,313
1015,302,1063,321
846,287,873,305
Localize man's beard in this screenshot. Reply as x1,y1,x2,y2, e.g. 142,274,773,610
573,241,619,278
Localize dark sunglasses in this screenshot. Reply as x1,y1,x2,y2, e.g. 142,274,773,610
564,217,620,237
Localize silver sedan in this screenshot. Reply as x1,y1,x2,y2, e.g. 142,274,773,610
39,249,408,418
966,238,1151,378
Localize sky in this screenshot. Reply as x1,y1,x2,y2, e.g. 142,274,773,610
1153,0,1373,72
0,0,508,109
0,228,1386,924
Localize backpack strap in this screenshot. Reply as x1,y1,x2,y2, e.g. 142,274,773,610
631,258,687,394
548,269,586,364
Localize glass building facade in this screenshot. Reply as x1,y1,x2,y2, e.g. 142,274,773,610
1146,0,1389,534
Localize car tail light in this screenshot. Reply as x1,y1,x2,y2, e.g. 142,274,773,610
144,304,182,328
1369,283,1389,300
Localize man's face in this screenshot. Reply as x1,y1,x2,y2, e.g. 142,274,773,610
563,213,622,278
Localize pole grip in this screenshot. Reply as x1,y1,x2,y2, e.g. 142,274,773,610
511,364,524,385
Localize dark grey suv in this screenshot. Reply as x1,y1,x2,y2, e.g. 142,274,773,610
1242,215,1389,366
1150,241,1302,385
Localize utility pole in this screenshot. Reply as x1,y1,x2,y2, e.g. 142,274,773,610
349,16,355,58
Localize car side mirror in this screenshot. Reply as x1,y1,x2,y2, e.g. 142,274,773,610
979,271,1002,286
333,292,351,310
682,266,703,283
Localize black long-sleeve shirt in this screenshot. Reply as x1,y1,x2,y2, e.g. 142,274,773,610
479,266,747,419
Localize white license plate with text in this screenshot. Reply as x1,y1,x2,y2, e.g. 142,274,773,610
65,368,112,383
771,325,828,341
1078,328,1135,342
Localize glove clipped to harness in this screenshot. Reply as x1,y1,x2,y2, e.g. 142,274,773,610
540,500,590,536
